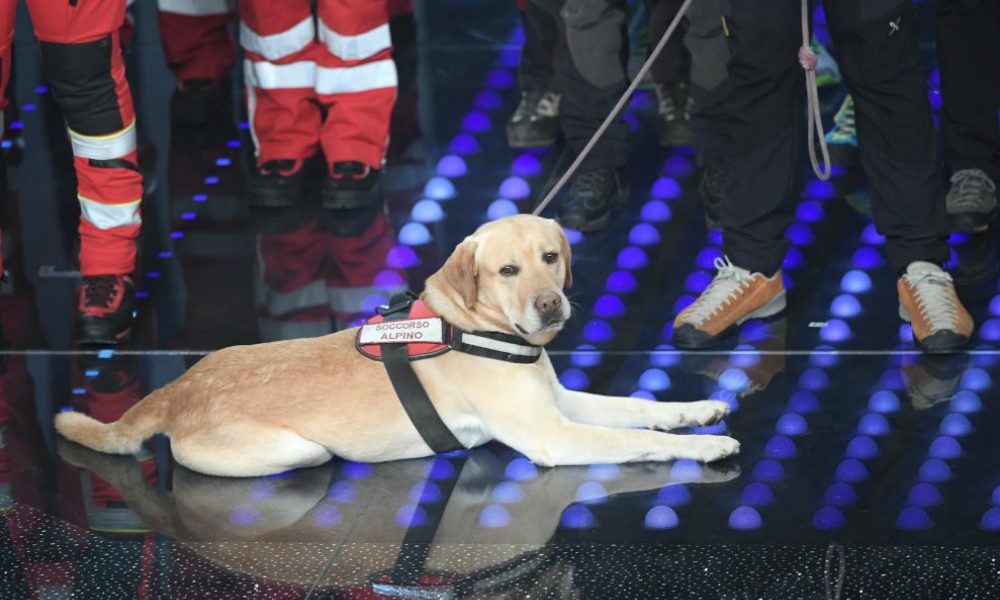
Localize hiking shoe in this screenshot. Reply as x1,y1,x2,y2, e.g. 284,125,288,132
898,261,973,354
247,159,307,208
655,83,694,147
322,161,383,210
77,275,136,346
673,257,786,348
506,90,560,148
699,166,727,230
946,168,996,233
557,168,629,232
825,95,858,167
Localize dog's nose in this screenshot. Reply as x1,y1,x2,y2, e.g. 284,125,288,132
534,291,562,315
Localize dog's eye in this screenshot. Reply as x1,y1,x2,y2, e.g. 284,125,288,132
543,252,559,264
499,265,519,276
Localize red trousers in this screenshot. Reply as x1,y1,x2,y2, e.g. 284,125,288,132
240,0,397,170
157,0,237,82
1,0,142,276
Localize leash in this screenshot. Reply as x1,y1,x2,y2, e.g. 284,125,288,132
531,0,830,217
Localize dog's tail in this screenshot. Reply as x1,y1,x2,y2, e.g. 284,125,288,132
55,389,169,455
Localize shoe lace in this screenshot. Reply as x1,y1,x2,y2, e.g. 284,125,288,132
655,84,676,119
834,97,854,128
684,257,756,324
904,269,959,330
948,169,997,210
84,275,120,308
536,92,560,118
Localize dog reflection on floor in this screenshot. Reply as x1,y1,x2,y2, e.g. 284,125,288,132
58,440,739,595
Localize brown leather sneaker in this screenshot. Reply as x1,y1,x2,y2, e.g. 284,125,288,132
673,257,786,349
898,262,974,354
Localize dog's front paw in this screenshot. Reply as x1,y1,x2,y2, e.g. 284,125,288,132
678,400,731,428
684,435,740,463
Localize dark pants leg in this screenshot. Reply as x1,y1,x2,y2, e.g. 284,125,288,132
559,0,629,170
522,0,563,93
936,0,1000,183
685,0,729,169
646,0,691,86
826,0,949,271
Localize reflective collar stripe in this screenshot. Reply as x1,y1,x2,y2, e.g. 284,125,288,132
318,20,391,61
159,0,234,16
240,17,314,61
68,120,136,160
456,331,541,358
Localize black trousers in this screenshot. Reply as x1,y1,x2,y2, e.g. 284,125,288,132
936,0,1000,184
720,0,949,275
521,0,563,93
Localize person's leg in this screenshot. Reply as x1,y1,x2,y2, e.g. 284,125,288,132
672,0,799,349
240,0,320,207
936,0,1000,232
827,0,972,352
556,0,630,231
647,0,693,147
0,0,14,135
29,0,145,344
507,0,563,148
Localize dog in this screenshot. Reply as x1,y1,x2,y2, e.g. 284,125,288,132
55,214,740,477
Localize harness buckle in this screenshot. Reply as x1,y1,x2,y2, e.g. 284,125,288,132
378,291,419,319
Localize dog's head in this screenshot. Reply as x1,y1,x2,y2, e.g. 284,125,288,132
426,215,572,345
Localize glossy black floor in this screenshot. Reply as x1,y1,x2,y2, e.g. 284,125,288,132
3,2,1000,599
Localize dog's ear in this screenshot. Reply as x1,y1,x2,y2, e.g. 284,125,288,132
555,221,573,289
441,238,479,309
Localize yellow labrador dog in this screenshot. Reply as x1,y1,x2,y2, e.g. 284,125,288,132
56,215,739,476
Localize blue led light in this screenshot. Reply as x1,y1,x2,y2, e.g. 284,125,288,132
575,482,608,504
658,484,691,506
812,506,845,530
672,295,695,315
492,482,524,504
313,503,342,527
193,193,208,202
606,271,638,293
97,349,114,359
230,505,261,526
830,294,861,318
907,483,942,507
728,506,763,530
409,199,444,224
341,461,372,480
328,481,357,502
650,177,682,199
571,344,603,368
710,389,739,411
846,436,879,459
473,90,502,112
410,482,442,503
170,232,185,239
993,485,1000,505
990,295,1000,317
588,464,620,481
786,391,818,414
732,346,760,368
386,246,419,269
617,246,649,270
641,200,672,223
650,345,680,367
560,505,595,529
835,459,868,483
799,368,830,391
840,270,872,293
858,413,890,436
782,247,805,270
35,85,48,94
928,436,961,460
181,212,196,220
950,391,982,414
861,223,886,245
810,346,839,368
662,156,693,179
741,482,775,506
628,90,654,111
939,413,973,437
631,390,656,400
879,368,905,391
685,270,713,294
960,368,992,390
399,222,432,246
512,154,542,177
499,176,531,200
825,482,858,506
719,368,750,392
487,199,519,220
582,319,613,343
629,223,661,246
851,246,882,269
803,178,834,199
979,507,1000,531
644,506,679,529
695,247,723,271
396,504,428,526
215,157,231,167
918,458,951,482
775,413,808,436
796,200,824,222
785,223,814,246
477,505,511,528
449,133,480,155
424,177,456,200
436,155,467,178
752,459,785,482
764,436,797,459
868,391,900,413
204,176,219,185
819,319,851,343
462,111,491,133
896,507,932,531
0,141,11,149
559,368,589,390
670,460,704,482
9,121,23,130
505,458,538,481
227,139,240,148
638,368,671,392
707,229,723,246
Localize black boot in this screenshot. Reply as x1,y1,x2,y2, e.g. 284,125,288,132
655,83,694,147
322,161,383,209
558,168,629,232
77,275,136,346
247,159,307,208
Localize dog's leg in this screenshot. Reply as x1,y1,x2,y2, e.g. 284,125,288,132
171,424,333,477
554,388,730,431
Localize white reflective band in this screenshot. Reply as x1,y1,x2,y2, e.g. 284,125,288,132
244,59,315,90
240,17,314,61
261,280,328,316
328,285,406,312
358,318,445,345
68,121,136,161
318,21,391,61
158,0,234,16
460,333,541,357
78,196,142,230
315,59,397,95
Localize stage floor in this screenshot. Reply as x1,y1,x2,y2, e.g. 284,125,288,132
2,2,999,598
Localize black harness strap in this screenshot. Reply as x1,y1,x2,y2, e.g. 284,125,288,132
380,294,463,454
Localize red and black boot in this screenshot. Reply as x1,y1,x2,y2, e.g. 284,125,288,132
322,161,383,209
76,275,136,346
